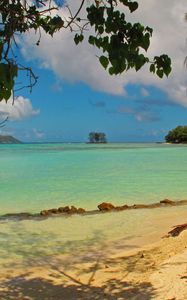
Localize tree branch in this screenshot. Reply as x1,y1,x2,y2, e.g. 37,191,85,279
65,0,86,29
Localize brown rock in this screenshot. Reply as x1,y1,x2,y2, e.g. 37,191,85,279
70,206,78,213
115,205,129,211
4,212,32,218
160,199,174,205
48,208,59,214
58,206,85,214
58,207,65,213
177,200,187,205
132,204,149,209
40,210,50,216
98,202,115,211
149,203,162,208
77,208,86,214
62,206,71,213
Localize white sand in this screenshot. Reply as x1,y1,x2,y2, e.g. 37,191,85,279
1,228,187,299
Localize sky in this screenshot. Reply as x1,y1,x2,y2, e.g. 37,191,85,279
0,0,187,143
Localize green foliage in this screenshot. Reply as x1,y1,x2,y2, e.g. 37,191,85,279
99,56,109,69
0,63,17,101
86,1,171,76
74,34,84,45
0,0,172,102
0,0,65,101
89,132,107,143
165,126,187,143
150,55,172,78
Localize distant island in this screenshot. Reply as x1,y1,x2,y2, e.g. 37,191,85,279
0,135,22,144
165,126,187,143
88,132,107,143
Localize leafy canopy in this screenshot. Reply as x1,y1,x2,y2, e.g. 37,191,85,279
165,126,187,143
89,132,107,143
0,0,172,102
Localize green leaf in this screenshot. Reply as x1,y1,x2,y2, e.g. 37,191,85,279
11,65,18,78
109,67,114,75
98,26,104,35
88,36,95,45
99,56,109,69
79,34,84,42
2,12,7,23
141,33,150,51
74,34,84,45
128,2,138,13
156,69,164,78
134,54,146,71
95,37,102,48
150,64,155,73
50,16,64,27
164,65,172,77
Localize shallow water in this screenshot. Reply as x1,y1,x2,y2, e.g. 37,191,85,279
0,143,187,213
0,205,187,273
0,143,187,271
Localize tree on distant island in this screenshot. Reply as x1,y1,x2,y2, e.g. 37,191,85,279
165,126,187,143
88,132,107,143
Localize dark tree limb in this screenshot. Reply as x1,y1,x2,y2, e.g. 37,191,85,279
65,0,86,29
165,223,187,237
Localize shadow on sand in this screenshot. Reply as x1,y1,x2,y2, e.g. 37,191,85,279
0,272,156,300
0,218,160,299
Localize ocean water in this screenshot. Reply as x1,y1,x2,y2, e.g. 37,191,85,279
0,142,187,214
0,143,187,271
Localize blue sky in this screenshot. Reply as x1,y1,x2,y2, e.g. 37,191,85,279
0,0,187,142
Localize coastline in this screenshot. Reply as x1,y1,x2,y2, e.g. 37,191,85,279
0,143,187,299
0,209,187,299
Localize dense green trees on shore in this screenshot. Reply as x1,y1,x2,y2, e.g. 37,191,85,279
165,126,187,143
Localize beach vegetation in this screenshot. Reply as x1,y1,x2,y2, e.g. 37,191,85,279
165,126,187,143
88,132,107,143
0,0,171,102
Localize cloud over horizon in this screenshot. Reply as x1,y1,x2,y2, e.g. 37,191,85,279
21,0,187,107
0,96,40,121
117,106,160,122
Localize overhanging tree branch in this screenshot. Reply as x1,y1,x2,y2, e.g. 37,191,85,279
0,0,172,102
64,0,86,28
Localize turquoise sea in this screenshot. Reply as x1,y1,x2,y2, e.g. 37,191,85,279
0,143,187,272
0,143,187,214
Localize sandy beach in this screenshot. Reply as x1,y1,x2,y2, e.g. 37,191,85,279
0,222,187,300
1,0,187,297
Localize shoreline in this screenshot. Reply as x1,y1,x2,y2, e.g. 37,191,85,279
1,198,187,221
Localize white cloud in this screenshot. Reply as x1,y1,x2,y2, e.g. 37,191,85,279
0,127,14,136
21,0,187,106
32,128,45,138
0,96,40,121
135,111,160,122
117,106,160,122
